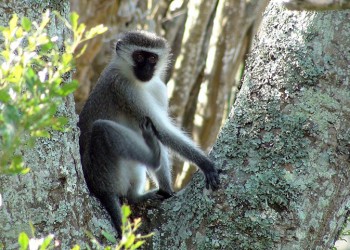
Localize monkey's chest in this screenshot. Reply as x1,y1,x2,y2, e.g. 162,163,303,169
115,112,141,134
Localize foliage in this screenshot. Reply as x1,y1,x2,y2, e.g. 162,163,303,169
18,232,54,250
0,11,107,174
90,205,153,250
16,205,150,250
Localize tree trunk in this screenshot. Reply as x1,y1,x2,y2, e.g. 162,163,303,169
195,0,269,151
0,1,114,249
141,1,350,249
282,0,350,10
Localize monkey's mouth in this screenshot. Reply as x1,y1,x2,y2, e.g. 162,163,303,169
134,70,154,82
138,76,153,82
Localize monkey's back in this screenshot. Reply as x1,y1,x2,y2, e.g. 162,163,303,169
78,65,132,153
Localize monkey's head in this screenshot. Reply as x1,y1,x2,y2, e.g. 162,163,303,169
114,30,171,83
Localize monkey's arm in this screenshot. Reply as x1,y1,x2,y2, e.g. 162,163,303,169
153,117,220,190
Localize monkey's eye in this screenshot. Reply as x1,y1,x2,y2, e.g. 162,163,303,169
148,55,158,64
133,52,144,63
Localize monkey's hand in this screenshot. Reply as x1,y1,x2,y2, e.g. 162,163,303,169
140,117,161,168
201,160,221,191
157,189,175,199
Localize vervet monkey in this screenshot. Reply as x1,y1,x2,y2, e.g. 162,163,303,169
78,30,220,236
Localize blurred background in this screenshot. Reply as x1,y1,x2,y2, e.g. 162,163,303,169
71,0,269,190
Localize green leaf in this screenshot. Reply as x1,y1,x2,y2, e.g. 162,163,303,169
75,43,88,58
21,17,31,31
59,80,78,96
40,41,54,53
76,23,86,37
18,232,29,250
19,167,30,175
62,53,73,66
51,117,68,131
70,12,79,30
131,240,145,250
84,25,108,40
24,67,39,91
121,205,132,218
9,14,18,32
39,234,54,250
1,49,10,60
39,10,50,30
15,27,23,38
9,155,24,173
101,230,117,244
0,10,110,174
37,34,49,45
4,105,21,123
29,222,36,238
31,130,50,138
0,90,10,103
125,234,136,248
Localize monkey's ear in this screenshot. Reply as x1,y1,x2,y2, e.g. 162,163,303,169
115,40,122,51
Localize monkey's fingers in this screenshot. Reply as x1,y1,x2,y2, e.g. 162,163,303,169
139,117,145,130
143,116,159,136
205,171,220,190
139,116,150,130
140,116,159,135
157,189,175,199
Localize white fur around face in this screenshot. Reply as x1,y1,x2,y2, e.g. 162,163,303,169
113,45,170,84
144,76,168,108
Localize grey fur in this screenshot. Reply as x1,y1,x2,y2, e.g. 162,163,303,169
78,30,220,236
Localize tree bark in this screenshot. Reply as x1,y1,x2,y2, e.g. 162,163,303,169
141,1,350,249
282,0,350,10
168,0,219,122
71,0,121,112
196,0,269,152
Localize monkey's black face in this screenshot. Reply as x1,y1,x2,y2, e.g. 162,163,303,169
132,50,158,82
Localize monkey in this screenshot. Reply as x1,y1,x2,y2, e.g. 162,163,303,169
78,30,220,237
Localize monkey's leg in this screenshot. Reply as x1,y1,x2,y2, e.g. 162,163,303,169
151,145,175,198
88,119,161,235
96,193,123,238
91,119,160,168
126,163,165,204
128,190,164,204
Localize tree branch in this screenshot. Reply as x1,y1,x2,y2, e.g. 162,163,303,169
281,0,350,10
